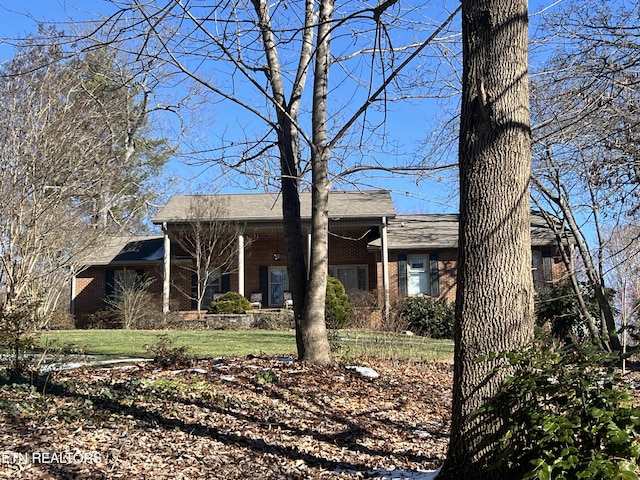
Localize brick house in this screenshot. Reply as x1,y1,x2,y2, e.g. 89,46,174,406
71,190,569,325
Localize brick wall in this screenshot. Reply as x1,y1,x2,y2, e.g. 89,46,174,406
73,264,163,327
382,247,568,307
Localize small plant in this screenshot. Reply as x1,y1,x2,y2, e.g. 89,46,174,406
325,276,353,330
151,334,194,369
106,274,157,329
208,292,253,314
485,335,640,479
392,296,454,339
0,300,40,378
256,370,279,384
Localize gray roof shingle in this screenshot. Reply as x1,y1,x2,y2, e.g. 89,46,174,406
152,190,396,223
369,212,567,250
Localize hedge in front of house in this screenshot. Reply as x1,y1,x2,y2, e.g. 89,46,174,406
393,296,454,339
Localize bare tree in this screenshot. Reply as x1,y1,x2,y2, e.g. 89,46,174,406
106,273,157,329
528,0,640,351
87,0,459,364
604,223,640,350
0,30,172,322
169,196,244,318
438,0,533,476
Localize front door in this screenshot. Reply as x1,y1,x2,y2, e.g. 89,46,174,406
269,267,288,306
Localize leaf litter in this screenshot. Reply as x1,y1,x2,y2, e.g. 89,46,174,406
0,356,453,479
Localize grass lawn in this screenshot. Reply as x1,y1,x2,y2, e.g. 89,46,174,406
37,329,299,359
36,329,454,362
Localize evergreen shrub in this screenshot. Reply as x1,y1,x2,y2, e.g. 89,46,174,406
393,296,454,339
325,276,353,330
485,336,640,480
208,292,253,314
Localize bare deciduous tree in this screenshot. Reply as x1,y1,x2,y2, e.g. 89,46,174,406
169,196,245,318
0,30,172,323
90,0,459,364
529,0,640,351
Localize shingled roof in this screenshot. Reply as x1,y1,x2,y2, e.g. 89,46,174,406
152,190,396,224
368,212,567,250
82,236,164,266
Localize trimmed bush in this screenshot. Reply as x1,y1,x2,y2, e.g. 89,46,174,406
393,296,454,339
208,292,253,314
325,276,353,330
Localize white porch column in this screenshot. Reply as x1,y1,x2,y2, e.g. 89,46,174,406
238,226,245,296
162,222,171,314
381,217,390,321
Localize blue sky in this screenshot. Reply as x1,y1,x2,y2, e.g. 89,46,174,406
0,0,556,215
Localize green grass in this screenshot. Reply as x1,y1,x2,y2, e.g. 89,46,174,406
334,329,454,362
37,329,298,359
36,329,454,362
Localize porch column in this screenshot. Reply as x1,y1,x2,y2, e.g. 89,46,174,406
162,222,170,314
381,217,390,321
238,226,245,296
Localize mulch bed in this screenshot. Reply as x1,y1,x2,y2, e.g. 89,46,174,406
0,357,453,479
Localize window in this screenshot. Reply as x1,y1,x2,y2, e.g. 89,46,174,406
407,256,428,296
106,269,145,303
192,269,222,308
398,253,439,297
532,250,554,288
269,267,288,306
329,266,368,292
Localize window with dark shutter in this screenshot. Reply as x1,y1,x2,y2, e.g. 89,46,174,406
398,254,408,296
429,253,440,297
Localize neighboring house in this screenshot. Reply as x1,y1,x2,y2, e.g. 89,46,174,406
71,190,570,325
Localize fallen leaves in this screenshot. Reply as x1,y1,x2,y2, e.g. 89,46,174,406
0,357,453,479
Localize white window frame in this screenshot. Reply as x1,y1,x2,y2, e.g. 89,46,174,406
407,256,429,296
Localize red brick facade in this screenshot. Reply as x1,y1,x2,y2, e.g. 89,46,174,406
72,217,570,325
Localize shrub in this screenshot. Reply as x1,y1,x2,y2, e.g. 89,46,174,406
535,281,616,344
208,292,253,314
393,296,454,339
348,289,380,329
0,300,41,377
106,275,157,329
325,276,353,330
485,335,640,479
151,334,194,369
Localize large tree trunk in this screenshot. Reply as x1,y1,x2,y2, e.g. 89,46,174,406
438,0,533,477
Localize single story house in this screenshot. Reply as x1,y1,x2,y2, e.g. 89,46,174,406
71,190,569,326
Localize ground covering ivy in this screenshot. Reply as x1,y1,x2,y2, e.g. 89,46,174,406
485,336,640,480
